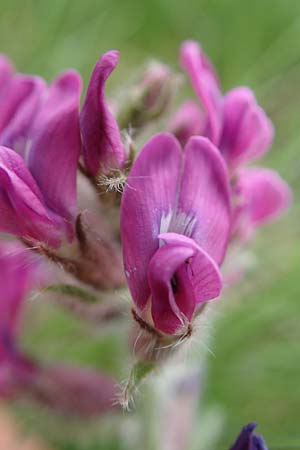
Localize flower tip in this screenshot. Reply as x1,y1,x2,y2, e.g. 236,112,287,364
243,422,258,432
54,69,83,96
99,49,120,70
180,40,199,64
185,135,228,171
180,39,200,52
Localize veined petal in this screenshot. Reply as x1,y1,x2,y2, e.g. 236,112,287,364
0,146,64,246
180,41,223,145
149,233,222,334
221,87,274,168
171,136,231,265
167,100,205,147
28,70,82,231
0,76,46,153
120,133,183,310
80,50,126,176
236,168,291,227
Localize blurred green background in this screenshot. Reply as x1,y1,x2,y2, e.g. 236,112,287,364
1,0,300,448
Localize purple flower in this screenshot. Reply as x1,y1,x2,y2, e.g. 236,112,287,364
0,240,118,415
230,422,268,450
120,132,231,334
80,50,126,177
0,70,82,247
233,168,291,240
178,40,274,168
0,240,41,396
177,41,291,235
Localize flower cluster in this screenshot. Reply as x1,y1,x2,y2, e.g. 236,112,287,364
0,40,290,426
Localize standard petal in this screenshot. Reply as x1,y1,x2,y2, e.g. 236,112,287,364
180,41,223,145
28,70,82,231
120,133,183,310
0,146,64,246
167,100,205,147
80,50,126,176
236,168,291,226
221,87,274,168
149,233,222,334
0,76,46,153
171,136,231,265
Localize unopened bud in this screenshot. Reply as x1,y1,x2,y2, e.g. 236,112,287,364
117,61,180,132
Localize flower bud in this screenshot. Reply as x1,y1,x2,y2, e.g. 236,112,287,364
117,61,180,131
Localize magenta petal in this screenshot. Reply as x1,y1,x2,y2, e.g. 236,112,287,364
80,51,126,176
28,70,82,230
221,87,274,168
148,233,222,334
180,41,223,145
0,74,44,134
0,146,63,246
236,168,292,226
172,136,231,265
148,243,195,334
167,100,205,147
159,233,222,303
0,76,46,153
0,242,38,348
120,133,183,310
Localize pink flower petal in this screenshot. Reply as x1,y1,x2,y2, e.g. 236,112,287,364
80,51,126,176
149,233,222,334
167,100,205,147
221,87,274,168
28,70,82,234
0,74,43,134
180,41,223,145
159,233,222,303
120,133,183,310
173,136,231,265
0,146,64,246
236,168,291,228
0,76,46,153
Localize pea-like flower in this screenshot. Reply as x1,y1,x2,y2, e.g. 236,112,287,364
174,40,274,168
120,132,231,334
172,40,291,236
0,70,82,247
230,422,268,450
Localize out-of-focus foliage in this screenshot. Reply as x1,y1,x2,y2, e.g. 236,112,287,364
1,0,300,448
